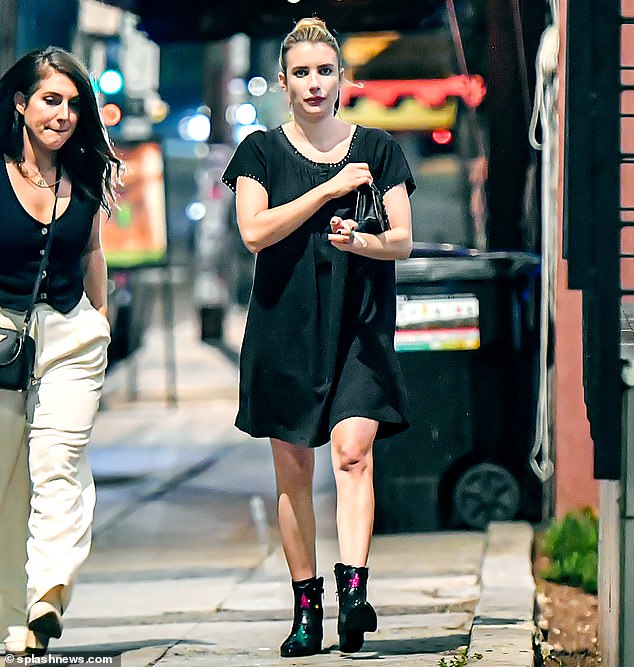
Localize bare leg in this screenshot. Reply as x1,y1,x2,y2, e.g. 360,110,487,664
330,417,378,566
270,439,316,581
36,586,63,613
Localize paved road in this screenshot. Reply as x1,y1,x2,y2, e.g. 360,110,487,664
4,307,535,666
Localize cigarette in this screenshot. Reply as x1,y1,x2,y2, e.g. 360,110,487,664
350,230,368,248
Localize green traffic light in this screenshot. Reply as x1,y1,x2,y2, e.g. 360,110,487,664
99,69,124,95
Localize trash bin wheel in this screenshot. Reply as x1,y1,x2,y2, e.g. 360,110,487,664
452,462,521,529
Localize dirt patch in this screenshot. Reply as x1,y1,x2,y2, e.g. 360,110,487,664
533,550,601,666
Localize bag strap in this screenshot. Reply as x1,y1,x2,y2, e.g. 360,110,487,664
22,164,62,333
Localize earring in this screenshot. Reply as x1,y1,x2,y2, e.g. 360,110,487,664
10,110,23,144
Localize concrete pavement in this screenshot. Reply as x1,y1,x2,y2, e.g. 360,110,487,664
3,306,536,666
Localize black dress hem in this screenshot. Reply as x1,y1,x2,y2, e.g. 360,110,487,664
235,408,408,449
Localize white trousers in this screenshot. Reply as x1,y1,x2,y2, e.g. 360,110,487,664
0,294,109,649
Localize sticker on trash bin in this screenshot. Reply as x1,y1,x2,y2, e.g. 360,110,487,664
395,294,480,351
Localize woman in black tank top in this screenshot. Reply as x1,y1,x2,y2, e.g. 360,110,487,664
0,47,121,657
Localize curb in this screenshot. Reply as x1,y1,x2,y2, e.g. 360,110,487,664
470,521,536,666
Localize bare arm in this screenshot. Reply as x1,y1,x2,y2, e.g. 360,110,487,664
328,182,413,260
81,211,108,316
236,162,372,253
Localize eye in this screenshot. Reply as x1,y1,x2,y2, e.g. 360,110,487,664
44,95,59,106
69,98,81,112
318,66,334,76
293,68,308,78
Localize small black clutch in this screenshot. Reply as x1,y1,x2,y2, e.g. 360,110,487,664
0,328,36,391
354,183,390,235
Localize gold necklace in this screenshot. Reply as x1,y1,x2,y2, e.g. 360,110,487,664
29,174,61,189
19,162,61,189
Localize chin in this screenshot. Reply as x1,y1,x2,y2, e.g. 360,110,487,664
302,107,330,120
47,137,71,150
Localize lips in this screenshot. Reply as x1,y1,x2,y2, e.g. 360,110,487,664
305,97,325,105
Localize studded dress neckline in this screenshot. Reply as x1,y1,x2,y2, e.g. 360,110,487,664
277,125,359,168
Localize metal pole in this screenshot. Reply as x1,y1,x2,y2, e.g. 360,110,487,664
162,265,177,406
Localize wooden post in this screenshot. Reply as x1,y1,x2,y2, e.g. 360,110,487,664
598,479,620,665
619,375,634,666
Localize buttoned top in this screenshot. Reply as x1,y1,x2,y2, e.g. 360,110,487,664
0,159,98,313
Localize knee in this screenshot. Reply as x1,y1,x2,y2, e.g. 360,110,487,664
272,444,314,493
333,440,372,475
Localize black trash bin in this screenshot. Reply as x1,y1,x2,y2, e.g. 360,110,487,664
373,250,543,533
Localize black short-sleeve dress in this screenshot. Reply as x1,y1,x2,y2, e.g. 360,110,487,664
222,125,416,447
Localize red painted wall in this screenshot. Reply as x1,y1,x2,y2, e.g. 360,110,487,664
554,0,598,515
554,0,634,514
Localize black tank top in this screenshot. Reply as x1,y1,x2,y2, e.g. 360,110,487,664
0,159,98,313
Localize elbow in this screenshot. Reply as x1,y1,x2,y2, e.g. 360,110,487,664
241,229,263,254
395,238,413,260
243,239,261,254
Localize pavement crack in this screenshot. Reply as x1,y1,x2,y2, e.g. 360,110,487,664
146,642,176,666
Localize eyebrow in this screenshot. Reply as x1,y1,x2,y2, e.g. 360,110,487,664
291,62,336,70
39,88,79,96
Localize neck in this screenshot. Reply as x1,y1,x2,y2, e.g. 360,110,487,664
22,130,56,174
291,116,347,149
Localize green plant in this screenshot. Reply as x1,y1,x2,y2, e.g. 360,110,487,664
437,647,483,666
539,507,598,594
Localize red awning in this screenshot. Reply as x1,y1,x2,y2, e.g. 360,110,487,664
340,75,486,109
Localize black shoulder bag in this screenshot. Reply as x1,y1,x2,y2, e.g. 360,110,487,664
354,182,390,235
0,171,60,391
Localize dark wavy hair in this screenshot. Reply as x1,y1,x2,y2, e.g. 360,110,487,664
0,46,121,215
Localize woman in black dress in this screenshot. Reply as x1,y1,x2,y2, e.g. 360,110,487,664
223,17,414,657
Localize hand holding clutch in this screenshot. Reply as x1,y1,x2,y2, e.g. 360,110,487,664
354,183,390,235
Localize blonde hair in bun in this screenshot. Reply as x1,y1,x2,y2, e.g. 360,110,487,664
279,17,342,73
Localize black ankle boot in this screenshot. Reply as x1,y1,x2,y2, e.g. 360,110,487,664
334,563,377,653
280,576,324,658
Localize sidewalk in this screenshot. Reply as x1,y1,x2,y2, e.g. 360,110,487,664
41,307,536,666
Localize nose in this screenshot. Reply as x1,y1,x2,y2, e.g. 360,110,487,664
57,101,71,122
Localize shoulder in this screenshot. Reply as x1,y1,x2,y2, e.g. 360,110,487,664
2,156,18,179
233,127,286,159
355,126,402,165
356,125,396,148
226,129,268,171
72,184,101,219
223,129,276,192
354,126,404,168
237,128,267,149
